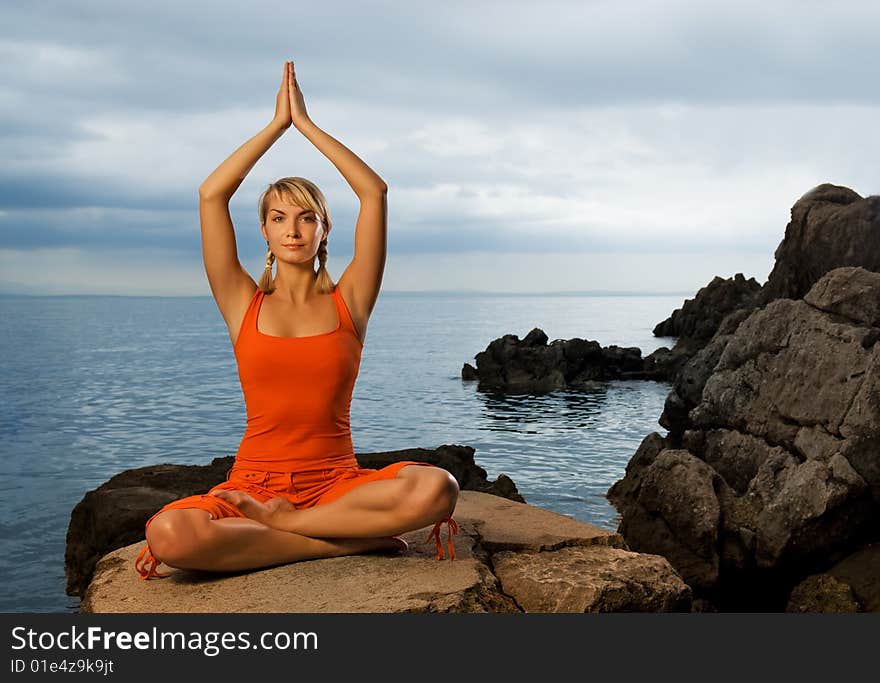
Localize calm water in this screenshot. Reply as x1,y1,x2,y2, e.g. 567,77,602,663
0,291,683,612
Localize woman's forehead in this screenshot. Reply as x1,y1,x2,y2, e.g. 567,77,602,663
268,196,309,212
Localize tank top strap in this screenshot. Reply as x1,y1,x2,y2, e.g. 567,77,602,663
332,285,358,338
234,288,263,352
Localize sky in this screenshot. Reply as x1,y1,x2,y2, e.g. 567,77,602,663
1,0,878,295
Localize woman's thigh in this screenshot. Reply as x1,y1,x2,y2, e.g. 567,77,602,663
313,461,447,507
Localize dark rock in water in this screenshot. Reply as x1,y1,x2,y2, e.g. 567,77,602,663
462,362,478,380
652,273,762,349
464,184,879,391
645,272,762,385
65,445,524,599
608,267,880,611
460,326,663,392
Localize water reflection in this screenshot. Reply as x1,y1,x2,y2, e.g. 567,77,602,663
471,380,671,533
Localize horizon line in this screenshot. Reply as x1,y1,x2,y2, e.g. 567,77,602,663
0,288,698,298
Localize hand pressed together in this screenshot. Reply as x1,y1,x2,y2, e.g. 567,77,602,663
272,60,311,131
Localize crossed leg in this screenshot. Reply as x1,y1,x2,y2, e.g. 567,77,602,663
212,464,459,538
145,508,405,574
145,465,458,574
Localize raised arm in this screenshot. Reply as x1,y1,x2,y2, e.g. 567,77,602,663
286,61,387,319
198,63,292,341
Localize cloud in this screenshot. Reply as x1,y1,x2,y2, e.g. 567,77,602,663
1,1,878,294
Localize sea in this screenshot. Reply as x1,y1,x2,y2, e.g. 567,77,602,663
0,290,685,612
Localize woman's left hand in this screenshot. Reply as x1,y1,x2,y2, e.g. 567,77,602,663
288,60,312,129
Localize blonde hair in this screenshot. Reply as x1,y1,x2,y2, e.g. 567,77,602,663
256,177,334,294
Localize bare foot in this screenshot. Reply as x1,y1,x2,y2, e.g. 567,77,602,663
210,490,278,527
357,536,408,555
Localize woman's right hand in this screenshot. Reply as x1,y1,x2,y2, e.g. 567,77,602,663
272,61,293,130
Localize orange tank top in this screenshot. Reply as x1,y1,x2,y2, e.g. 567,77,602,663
231,285,364,473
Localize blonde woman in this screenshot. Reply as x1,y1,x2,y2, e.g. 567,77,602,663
135,61,459,580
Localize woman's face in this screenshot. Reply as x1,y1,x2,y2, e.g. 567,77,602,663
262,197,326,263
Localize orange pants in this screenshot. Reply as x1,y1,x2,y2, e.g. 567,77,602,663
134,460,458,579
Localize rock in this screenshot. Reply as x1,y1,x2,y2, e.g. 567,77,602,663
462,362,478,380
65,444,524,600
608,267,880,611
649,183,879,385
786,542,880,613
64,457,232,602
643,277,757,390
609,448,723,591
819,542,880,611
641,345,692,383
80,491,692,613
786,574,860,613
492,545,692,613
459,275,762,391
758,184,880,305
803,265,880,327
463,184,879,390
460,327,658,392
652,273,763,350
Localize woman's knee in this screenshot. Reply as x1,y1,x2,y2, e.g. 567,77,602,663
145,508,212,566
409,468,459,518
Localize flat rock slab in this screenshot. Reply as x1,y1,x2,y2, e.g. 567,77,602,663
493,546,693,612
452,488,626,551
82,492,691,613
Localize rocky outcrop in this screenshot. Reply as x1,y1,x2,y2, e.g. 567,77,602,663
81,491,693,613
65,445,523,600
462,184,879,391
646,184,880,382
608,267,880,611
757,184,880,305
644,274,762,381
461,327,679,392
652,273,762,348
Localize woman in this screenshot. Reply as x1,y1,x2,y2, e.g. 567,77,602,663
135,61,459,580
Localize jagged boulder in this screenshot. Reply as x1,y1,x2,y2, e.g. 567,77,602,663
652,273,763,349
608,267,880,611
758,184,880,305
647,183,880,383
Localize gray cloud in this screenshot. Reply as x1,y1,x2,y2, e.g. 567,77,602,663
1,1,878,294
